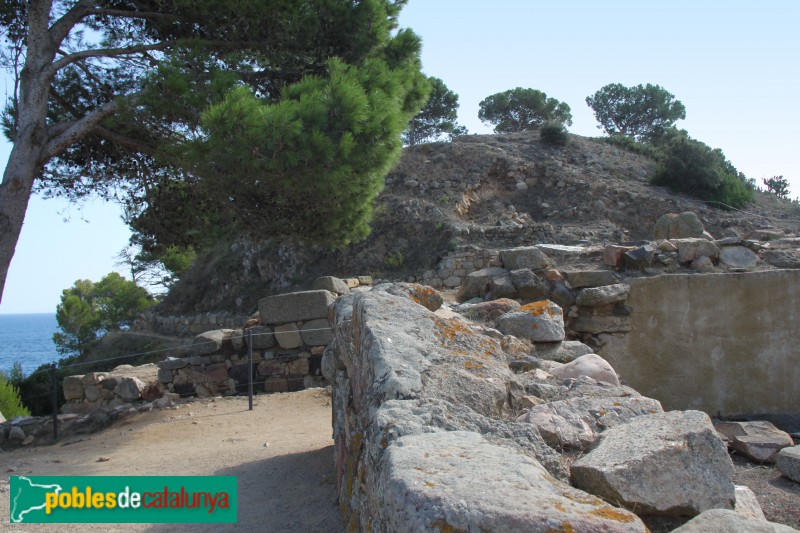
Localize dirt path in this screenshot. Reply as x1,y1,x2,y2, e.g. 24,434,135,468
0,389,343,532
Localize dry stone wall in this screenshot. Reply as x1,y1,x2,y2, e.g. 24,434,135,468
321,283,791,532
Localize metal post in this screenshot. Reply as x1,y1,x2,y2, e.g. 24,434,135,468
247,330,254,411
50,363,58,441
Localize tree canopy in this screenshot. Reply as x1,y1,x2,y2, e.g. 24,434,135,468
0,0,428,303
478,88,572,133
53,272,155,356
586,83,686,142
403,76,467,145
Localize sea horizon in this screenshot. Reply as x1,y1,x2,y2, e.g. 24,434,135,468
0,312,59,376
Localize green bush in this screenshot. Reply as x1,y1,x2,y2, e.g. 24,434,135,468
0,370,31,418
651,136,754,209
600,134,659,158
540,122,569,146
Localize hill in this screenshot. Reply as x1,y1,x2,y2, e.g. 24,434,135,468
157,130,800,314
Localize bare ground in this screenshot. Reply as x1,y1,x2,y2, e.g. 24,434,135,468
0,389,344,533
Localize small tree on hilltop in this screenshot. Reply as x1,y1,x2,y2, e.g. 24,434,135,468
586,83,686,143
478,88,572,133
403,76,468,145
762,176,790,199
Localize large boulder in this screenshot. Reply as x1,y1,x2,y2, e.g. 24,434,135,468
244,325,275,350
570,410,735,516
113,377,145,402
654,212,706,240
548,353,620,386
670,509,798,532
378,431,647,533
500,246,552,271
299,319,333,346
495,300,565,342
517,395,663,450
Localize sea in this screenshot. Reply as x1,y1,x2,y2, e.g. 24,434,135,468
0,313,60,378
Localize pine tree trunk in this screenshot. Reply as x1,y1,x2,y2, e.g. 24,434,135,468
0,0,55,304
0,146,41,305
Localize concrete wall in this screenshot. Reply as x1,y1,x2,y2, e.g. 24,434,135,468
599,270,800,416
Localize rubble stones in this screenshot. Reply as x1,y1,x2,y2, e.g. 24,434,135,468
509,269,547,301
113,377,145,402
571,410,735,516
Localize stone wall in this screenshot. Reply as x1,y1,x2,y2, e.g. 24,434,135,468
421,245,501,289
134,312,250,337
321,283,784,532
598,270,800,416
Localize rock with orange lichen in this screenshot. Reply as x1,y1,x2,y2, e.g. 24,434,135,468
374,282,444,312
496,300,565,342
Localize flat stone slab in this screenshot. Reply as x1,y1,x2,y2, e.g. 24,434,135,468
576,283,629,307
714,420,794,463
258,290,336,325
719,246,759,270
380,431,647,532
534,340,593,363
776,445,800,483
500,246,552,271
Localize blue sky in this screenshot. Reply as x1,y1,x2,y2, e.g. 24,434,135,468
1,0,798,314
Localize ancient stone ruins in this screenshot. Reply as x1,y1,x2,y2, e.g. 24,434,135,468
1,210,799,531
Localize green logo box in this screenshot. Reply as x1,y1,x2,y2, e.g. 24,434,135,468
9,476,237,523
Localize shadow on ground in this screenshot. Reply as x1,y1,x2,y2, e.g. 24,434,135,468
144,446,343,533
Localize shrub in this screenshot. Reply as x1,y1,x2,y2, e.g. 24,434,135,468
540,122,569,146
762,175,790,198
0,370,31,418
600,134,659,158
651,136,754,209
